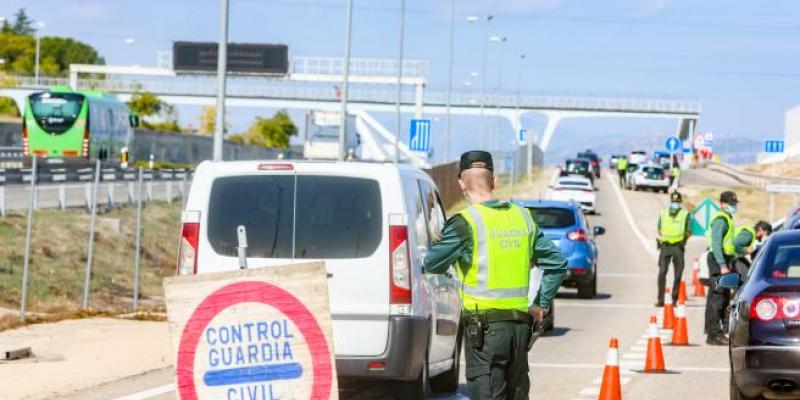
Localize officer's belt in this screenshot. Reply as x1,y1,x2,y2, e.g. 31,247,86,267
465,309,533,324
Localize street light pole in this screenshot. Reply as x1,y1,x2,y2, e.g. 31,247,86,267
444,0,455,163
490,35,507,154
338,0,354,161
212,0,229,161
34,22,45,85
479,14,492,149
394,0,406,164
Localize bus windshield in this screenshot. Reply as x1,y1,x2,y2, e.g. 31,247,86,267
29,92,84,134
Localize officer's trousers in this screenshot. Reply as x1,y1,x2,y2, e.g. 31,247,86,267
657,244,685,304
465,320,531,400
704,253,731,336
617,170,625,185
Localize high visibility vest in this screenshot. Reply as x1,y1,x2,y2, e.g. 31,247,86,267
735,226,756,255
706,211,736,256
617,158,628,171
659,208,688,244
458,203,535,312
671,167,680,177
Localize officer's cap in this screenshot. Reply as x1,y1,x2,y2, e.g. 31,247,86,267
670,191,683,203
459,151,494,176
720,191,739,205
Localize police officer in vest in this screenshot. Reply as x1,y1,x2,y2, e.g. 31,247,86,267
705,191,739,346
656,191,691,306
424,151,567,400
616,156,629,186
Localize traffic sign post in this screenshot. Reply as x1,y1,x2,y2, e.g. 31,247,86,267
164,262,338,400
763,138,785,221
409,118,431,153
690,197,720,236
664,136,681,184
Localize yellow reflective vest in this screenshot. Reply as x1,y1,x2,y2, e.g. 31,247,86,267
458,203,536,312
707,211,736,256
617,158,628,171
659,208,689,244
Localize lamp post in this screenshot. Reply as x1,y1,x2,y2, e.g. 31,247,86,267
394,0,406,164
466,13,493,149
443,0,455,163
490,35,507,154
212,0,229,161
338,0,354,161
34,21,45,85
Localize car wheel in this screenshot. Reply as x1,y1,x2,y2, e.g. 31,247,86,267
730,369,763,400
430,325,462,394
396,348,431,400
577,275,596,299
633,184,639,191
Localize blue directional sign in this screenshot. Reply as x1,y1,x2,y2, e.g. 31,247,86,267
409,119,431,152
764,139,785,153
664,136,681,153
518,129,526,143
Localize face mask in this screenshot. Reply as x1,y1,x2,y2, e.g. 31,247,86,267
669,203,681,211
725,204,737,214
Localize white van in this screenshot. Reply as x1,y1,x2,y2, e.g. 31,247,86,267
178,160,462,398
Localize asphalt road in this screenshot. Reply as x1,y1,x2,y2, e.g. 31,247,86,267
51,170,730,400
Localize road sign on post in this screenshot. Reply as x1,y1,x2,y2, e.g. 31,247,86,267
518,129,526,145
164,262,338,400
764,139,785,153
664,136,681,153
409,118,431,152
690,197,720,236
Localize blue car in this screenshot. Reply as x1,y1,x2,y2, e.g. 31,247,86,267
514,199,605,298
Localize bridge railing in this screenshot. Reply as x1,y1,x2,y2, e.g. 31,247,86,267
291,57,429,79
4,75,701,114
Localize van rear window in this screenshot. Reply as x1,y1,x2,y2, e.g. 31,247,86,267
207,175,382,259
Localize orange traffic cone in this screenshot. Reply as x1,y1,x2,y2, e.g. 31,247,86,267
662,289,675,329
692,261,706,297
644,316,666,373
678,280,688,304
598,338,622,400
671,300,689,345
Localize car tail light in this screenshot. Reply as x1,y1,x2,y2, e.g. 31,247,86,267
567,229,587,242
22,118,28,156
571,267,587,275
389,225,412,305
82,124,90,158
750,294,800,321
177,222,200,276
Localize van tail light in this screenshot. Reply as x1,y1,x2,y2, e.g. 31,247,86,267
389,225,412,305
177,222,200,275
567,229,587,242
22,118,29,156
82,124,90,158
750,294,800,321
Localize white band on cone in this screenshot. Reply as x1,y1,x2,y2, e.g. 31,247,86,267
606,348,619,366
648,323,659,338
675,304,686,318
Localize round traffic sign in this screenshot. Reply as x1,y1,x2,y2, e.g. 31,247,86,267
664,136,681,152
176,280,333,400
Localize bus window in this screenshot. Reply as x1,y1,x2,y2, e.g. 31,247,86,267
29,92,84,134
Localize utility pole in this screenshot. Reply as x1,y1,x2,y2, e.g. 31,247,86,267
338,0,354,161
394,0,406,163
444,0,455,163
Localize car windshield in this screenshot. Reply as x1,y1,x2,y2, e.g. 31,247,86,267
642,167,664,177
526,207,575,229
577,152,598,162
207,174,382,259
29,92,84,134
566,160,589,173
764,244,800,279
632,151,646,155
558,180,590,188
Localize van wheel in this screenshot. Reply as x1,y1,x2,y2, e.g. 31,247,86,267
430,326,462,394
396,348,431,399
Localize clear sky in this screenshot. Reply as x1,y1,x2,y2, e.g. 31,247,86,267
4,0,800,163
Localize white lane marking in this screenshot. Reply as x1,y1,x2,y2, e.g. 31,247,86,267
109,384,175,400
605,173,658,261
598,272,653,278
622,352,646,360
579,387,600,396
593,376,632,385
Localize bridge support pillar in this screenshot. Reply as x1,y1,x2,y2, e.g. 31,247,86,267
539,112,565,153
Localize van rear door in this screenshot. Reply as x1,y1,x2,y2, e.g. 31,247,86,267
196,163,392,357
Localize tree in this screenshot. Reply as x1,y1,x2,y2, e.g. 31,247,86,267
198,106,229,136
11,9,35,36
127,92,162,117
242,110,298,149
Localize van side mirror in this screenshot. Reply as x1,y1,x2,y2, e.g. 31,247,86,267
129,114,140,128
717,272,741,289
593,226,606,236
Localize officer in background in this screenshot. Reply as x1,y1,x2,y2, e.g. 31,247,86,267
424,151,567,400
732,224,757,276
752,220,773,259
616,156,629,186
656,191,691,306
704,191,739,346
669,164,681,187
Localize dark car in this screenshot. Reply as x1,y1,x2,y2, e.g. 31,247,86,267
721,230,800,399
577,151,601,178
779,206,800,231
562,158,594,184
513,199,605,299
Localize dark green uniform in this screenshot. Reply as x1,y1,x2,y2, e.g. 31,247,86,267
424,199,567,400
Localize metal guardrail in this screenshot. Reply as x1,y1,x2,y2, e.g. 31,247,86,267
290,57,429,79
0,146,23,168
705,161,800,189
5,75,702,115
